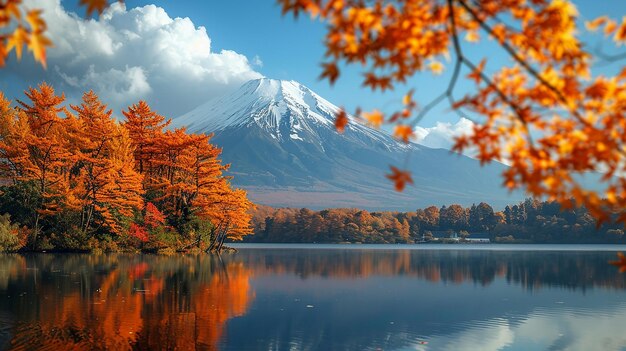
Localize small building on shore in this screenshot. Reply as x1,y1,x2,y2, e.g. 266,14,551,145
465,232,491,243
427,231,491,243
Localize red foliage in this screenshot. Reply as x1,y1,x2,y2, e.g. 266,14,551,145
129,223,149,243
144,202,166,229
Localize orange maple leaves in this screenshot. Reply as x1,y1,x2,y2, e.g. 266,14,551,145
1,3,51,68
0,0,122,68
281,0,626,227
386,166,413,192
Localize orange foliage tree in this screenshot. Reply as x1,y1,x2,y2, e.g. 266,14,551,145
122,101,253,251
0,84,144,246
69,91,143,234
1,86,253,251
279,0,626,226
5,84,73,238
122,101,171,176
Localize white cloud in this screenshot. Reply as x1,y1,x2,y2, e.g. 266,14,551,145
414,117,474,150
9,0,263,117
252,55,264,68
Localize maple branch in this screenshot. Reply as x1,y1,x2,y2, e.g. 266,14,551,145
456,0,590,126
468,0,522,33
409,4,473,127
448,0,535,148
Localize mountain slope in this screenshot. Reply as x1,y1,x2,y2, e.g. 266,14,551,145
173,78,523,210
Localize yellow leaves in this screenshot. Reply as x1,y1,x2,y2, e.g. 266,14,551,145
0,0,123,69
428,60,444,75
464,30,479,43
585,16,608,31
6,26,27,60
548,0,578,18
1,8,50,68
29,31,52,69
25,9,45,32
609,252,626,273
385,166,413,192
615,17,626,42
334,109,348,133
402,90,414,106
589,15,626,43
393,124,413,143
362,109,384,128
604,19,618,36
305,2,321,18
1,1,21,25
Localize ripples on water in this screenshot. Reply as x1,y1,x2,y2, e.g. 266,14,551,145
0,244,624,350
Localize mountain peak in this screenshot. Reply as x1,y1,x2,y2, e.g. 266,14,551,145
174,77,410,152
175,77,379,142
172,77,521,210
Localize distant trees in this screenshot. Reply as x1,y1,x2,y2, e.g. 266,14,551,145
249,199,626,244
0,84,253,252
439,204,468,231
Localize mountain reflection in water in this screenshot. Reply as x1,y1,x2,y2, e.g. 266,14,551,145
0,245,624,350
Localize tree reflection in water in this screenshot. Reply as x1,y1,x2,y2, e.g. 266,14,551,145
0,254,253,350
0,248,624,350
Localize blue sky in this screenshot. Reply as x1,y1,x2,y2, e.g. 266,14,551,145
79,0,626,125
3,0,626,131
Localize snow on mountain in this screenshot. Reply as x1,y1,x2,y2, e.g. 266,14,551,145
175,78,407,152
173,78,523,210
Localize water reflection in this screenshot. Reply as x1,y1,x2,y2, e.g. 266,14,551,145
0,247,624,350
0,254,253,350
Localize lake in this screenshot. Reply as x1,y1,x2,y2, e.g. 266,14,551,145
0,244,625,350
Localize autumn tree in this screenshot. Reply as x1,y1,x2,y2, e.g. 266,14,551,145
122,101,170,177
122,102,253,252
9,84,74,240
279,0,626,226
70,91,144,235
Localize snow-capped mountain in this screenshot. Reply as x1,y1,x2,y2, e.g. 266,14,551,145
174,78,522,210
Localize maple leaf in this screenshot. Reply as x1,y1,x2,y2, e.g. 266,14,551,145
465,30,479,43
28,32,52,69
403,89,414,106
386,166,413,192
467,59,486,84
6,26,28,60
26,10,46,32
362,109,384,128
335,109,348,133
428,60,444,75
604,19,617,35
609,252,626,273
615,19,626,42
4,1,21,21
320,62,340,85
585,16,608,31
393,124,413,143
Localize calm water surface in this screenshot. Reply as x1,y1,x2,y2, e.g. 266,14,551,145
0,244,625,350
